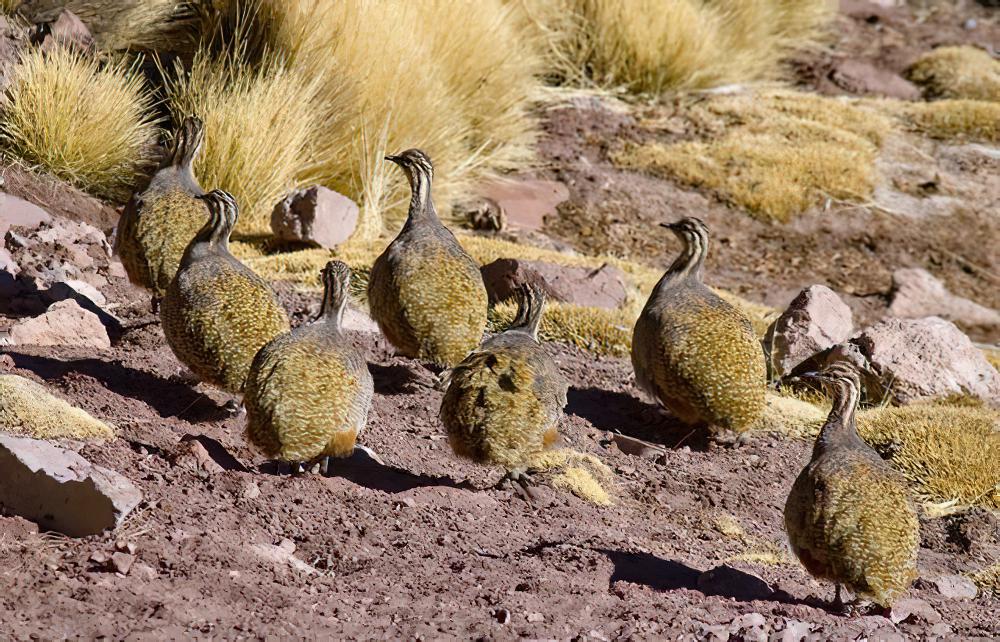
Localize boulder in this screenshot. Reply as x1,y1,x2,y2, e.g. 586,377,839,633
39,10,94,53
6,299,111,349
830,59,921,100
0,434,141,537
888,268,1000,330
0,193,52,238
270,186,358,249
477,178,569,231
765,285,853,378
933,574,978,600
481,258,628,309
827,317,1000,406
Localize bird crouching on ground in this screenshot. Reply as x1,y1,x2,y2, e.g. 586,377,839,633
115,115,209,305
784,362,920,614
631,216,765,443
159,189,289,394
244,260,374,473
441,284,568,495
367,149,488,369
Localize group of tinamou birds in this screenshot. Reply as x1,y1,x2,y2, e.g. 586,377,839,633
114,116,919,615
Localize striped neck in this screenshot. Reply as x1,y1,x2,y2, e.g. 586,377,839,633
654,225,708,293
814,376,866,456
508,285,545,341
317,262,350,331
403,165,439,226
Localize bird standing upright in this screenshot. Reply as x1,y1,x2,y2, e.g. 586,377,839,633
631,217,765,442
784,362,919,613
367,149,488,369
159,189,289,394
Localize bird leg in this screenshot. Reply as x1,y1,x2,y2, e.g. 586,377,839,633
832,584,845,612
223,399,246,418
496,468,538,503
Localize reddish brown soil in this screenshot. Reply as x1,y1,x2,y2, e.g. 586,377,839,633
539,2,1000,343
1,278,998,639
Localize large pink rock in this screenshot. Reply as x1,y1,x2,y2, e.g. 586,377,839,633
832,317,1000,406
0,434,141,537
478,178,569,231
481,258,628,309
765,285,853,377
6,299,111,349
888,268,999,330
1,193,52,238
39,10,94,53
271,186,358,249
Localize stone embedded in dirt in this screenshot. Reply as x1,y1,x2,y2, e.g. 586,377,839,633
830,58,921,100
933,574,978,600
2,165,119,233
6,299,111,349
888,268,1000,330
270,186,358,249
491,607,511,625
0,193,52,239
251,541,317,575
890,597,942,625
131,562,157,581
477,178,570,231
173,439,225,475
830,317,1000,406
611,433,665,460
765,285,853,378
0,434,142,537
480,258,628,309
772,619,814,642
696,565,774,602
110,552,135,576
39,10,94,53
525,612,544,623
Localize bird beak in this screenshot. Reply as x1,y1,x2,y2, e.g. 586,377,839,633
659,222,680,231
384,155,402,165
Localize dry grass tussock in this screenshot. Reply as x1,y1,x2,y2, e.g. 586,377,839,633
518,0,834,94
231,233,775,357
192,0,543,236
19,0,195,51
970,564,1000,598
528,448,614,505
613,89,891,222
1,0,21,15
0,374,116,441
906,46,1000,102
162,48,323,234
0,46,158,200
897,100,1000,143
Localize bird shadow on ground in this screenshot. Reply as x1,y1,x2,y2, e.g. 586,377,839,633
6,351,230,422
369,363,427,396
258,450,475,494
567,387,711,451
600,549,813,606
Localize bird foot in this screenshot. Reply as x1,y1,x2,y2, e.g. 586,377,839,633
709,428,749,448
495,469,538,503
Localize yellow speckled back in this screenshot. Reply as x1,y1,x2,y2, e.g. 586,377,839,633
633,283,766,431
785,452,919,607
116,116,207,297
160,190,289,393
245,261,373,463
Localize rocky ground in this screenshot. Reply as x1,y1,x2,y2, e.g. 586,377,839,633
1,0,999,639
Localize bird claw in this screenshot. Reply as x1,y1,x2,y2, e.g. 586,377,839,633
496,469,538,503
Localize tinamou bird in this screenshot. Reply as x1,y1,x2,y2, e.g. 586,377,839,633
440,284,568,493
367,149,488,370
244,260,374,473
160,189,289,394
631,217,765,443
784,361,919,614
115,115,208,306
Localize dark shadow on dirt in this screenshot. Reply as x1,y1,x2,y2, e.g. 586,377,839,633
369,362,429,396
601,549,702,592
6,351,230,421
567,387,710,450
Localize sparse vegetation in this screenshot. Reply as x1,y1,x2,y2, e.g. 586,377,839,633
530,449,615,505
520,0,834,93
613,89,890,222
0,375,116,441
0,46,159,200
906,46,1000,102
970,564,1000,598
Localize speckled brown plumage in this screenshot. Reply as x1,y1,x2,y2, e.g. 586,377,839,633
367,149,487,368
441,285,567,470
160,190,289,393
244,261,373,464
631,217,765,434
784,362,919,609
115,116,208,298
